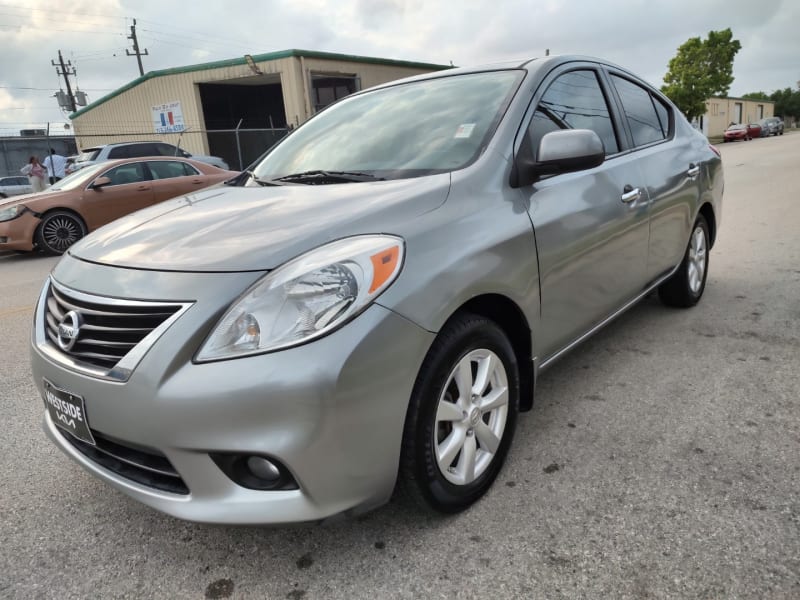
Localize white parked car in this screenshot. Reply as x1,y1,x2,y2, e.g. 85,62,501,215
72,141,229,171
0,175,33,198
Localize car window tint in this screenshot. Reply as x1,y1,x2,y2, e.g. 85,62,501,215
107,146,130,159
610,75,665,146
528,110,566,157
148,161,193,179
155,143,178,157
181,162,199,176
537,70,619,155
15,177,29,185
652,96,670,137
129,143,158,157
103,163,146,186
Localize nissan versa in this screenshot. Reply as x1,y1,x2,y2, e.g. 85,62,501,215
31,55,723,524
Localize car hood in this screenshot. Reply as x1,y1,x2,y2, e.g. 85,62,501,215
69,175,451,272
0,189,67,209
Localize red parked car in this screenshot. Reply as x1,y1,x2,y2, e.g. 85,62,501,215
723,123,761,141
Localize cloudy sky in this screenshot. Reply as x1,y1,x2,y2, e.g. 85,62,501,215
0,0,797,135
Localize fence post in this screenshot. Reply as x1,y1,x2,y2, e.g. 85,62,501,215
235,119,243,171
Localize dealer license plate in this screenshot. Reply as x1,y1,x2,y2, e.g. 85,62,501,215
43,379,95,445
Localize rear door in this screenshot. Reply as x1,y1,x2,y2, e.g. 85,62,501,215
605,71,702,280
517,65,651,360
145,160,206,203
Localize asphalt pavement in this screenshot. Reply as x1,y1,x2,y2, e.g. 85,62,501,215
1,132,798,599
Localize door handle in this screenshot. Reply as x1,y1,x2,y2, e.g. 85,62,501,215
621,185,641,203
136,185,149,191
687,164,700,179
191,179,203,185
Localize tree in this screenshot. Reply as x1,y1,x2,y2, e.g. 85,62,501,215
742,91,769,101
661,28,742,121
770,87,800,119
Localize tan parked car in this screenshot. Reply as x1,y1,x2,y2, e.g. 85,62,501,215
0,157,236,254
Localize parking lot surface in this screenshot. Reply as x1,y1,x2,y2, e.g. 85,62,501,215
1,133,798,599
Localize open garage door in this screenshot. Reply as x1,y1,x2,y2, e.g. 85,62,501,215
199,75,288,169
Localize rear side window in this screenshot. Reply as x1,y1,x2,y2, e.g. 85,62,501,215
610,75,668,146
147,160,198,179
126,143,159,157
155,143,179,157
535,70,619,155
107,146,130,159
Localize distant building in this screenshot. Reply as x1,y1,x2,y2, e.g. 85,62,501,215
696,97,775,138
69,49,450,170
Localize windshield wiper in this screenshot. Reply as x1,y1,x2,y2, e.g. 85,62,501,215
249,170,283,186
272,170,384,184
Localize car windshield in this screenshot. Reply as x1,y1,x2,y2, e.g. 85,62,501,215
728,125,745,130
76,148,101,162
47,163,109,191
250,70,524,183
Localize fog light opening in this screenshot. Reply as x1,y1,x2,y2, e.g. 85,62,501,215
210,452,298,491
245,456,281,482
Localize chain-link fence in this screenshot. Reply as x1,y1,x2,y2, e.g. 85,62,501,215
70,124,290,172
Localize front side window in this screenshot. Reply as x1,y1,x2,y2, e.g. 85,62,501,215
102,163,147,186
252,70,524,181
611,75,667,146
534,70,619,155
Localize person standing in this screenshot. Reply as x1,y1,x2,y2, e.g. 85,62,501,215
42,148,67,184
22,156,47,192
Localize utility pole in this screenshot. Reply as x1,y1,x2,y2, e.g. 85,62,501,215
51,50,77,112
126,19,149,76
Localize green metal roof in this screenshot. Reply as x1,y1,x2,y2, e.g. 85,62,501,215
70,49,451,119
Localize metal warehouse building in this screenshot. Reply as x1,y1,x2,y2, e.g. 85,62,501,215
70,49,449,170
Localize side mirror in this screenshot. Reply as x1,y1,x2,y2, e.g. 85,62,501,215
511,129,605,188
90,176,112,189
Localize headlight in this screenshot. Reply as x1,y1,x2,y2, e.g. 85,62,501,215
0,205,21,222
196,235,404,361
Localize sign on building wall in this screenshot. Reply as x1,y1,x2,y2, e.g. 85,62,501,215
151,101,186,134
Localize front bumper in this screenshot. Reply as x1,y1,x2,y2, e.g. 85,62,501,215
31,259,434,524
0,211,39,251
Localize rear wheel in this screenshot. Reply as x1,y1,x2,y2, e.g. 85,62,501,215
399,314,519,513
658,214,710,308
35,210,87,255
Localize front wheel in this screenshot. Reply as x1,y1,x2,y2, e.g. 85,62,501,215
35,210,87,255
658,214,710,308
399,314,519,513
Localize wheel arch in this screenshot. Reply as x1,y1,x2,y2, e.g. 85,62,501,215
445,294,535,412
698,202,717,248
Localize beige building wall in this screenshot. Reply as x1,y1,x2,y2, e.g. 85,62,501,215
704,97,774,138
71,52,447,155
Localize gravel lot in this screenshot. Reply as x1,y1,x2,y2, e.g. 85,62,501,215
1,132,798,599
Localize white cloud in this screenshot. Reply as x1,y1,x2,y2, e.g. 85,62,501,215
0,0,796,132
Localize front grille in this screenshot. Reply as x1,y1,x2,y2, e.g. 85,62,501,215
62,429,189,495
44,280,184,372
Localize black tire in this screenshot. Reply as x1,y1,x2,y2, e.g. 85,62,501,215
658,214,710,308
399,313,519,513
34,210,87,255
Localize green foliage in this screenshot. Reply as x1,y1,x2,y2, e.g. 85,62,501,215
661,28,742,120
770,87,800,119
742,91,769,101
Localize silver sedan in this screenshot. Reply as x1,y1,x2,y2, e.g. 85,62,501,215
30,55,723,524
